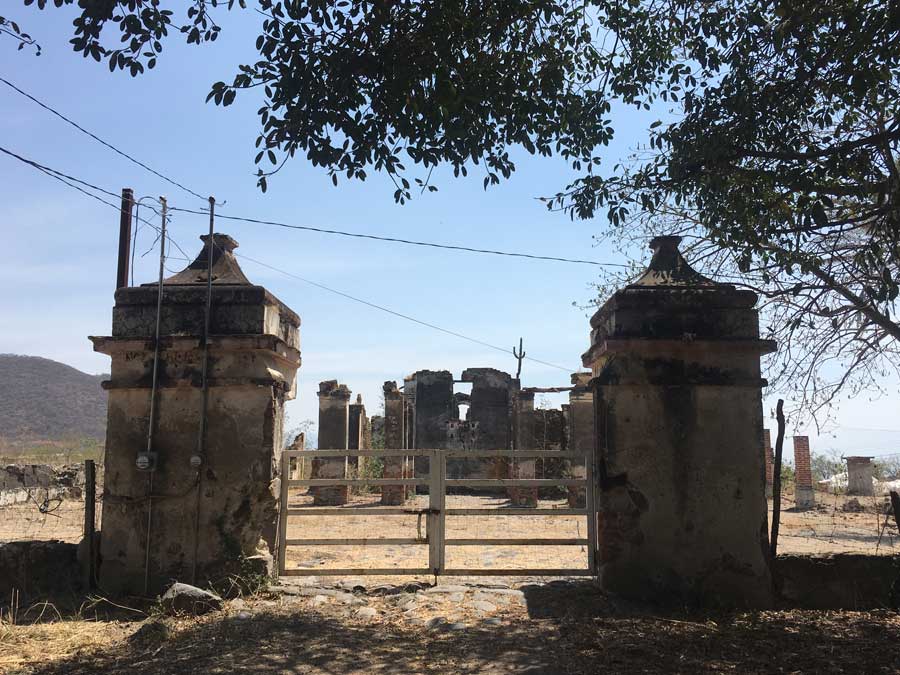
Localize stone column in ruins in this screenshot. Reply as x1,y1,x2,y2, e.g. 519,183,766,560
763,429,774,499
846,456,875,496
567,372,593,508
381,381,409,505
510,391,538,507
792,436,815,508
348,394,368,477
91,233,301,595
312,381,351,506
582,235,776,607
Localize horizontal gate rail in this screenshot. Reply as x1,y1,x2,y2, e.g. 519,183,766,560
284,448,433,458
281,568,434,576
441,568,595,576
445,538,589,546
288,478,427,487
444,508,587,516
287,508,429,516
444,478,585,487
286,537,426,546
444,449,588,459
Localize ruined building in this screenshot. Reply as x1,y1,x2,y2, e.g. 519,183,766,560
92,234,301,594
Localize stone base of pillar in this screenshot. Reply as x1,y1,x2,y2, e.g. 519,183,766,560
381,456,410,505
567,487,586,509
509,459,538,508
311,486,349,506
795,486,815,509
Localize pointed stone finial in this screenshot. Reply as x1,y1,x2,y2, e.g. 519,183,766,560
149,232,251,286
629,235,724,288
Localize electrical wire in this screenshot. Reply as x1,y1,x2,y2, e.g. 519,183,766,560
1,75,208,201
172,206,629,268
236,252,577,373
0,144,193,262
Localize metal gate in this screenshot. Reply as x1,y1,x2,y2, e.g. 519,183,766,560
277,448,596,577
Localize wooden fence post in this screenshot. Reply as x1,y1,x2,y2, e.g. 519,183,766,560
83,459,96,590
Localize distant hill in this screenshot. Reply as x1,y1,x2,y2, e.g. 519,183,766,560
0,354,107,445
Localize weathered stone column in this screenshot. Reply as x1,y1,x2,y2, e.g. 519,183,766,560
510,391,538,507
380,381,409,504
567,372,593,508
312,381,351,506
348,394,368,477
92,234,300,595
582,236,775,607
763,429,774,499
793,436,815,508
846,456,874,496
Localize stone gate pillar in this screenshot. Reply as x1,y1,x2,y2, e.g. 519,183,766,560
92,233,301,595
793,436,815,508
312,381,351,505
582,236,775,607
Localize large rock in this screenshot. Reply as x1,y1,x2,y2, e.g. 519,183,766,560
159,583,223,615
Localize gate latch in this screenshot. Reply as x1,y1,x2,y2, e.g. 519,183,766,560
404,508,440,541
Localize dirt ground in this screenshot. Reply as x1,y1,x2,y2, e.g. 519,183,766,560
3,578,900,674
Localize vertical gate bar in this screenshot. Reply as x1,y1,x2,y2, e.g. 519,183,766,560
427,449,440,575
585,448,597,575
277,450,290,576
437,450,446,574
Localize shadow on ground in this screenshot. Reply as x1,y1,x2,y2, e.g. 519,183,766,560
13,586,900,675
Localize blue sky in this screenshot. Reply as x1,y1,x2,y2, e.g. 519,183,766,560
1,5,897,458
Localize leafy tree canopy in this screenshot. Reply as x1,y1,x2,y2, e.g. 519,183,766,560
5,0,900,420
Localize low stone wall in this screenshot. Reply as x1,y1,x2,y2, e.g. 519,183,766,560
778,554,899,609
0,464,85,506
0,540,82,598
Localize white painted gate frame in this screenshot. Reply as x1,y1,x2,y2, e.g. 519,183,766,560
277,448,597,577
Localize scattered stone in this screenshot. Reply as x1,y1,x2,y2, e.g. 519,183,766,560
312,595,329,606
403,582,430,593
406,617,426,626
446,622,467,631
369,584,401,596
356,607,378,620
472,600,496,613
426,617,447,630
447,592,465,602
235,611,253,620
424,585,468,594
229,598,246,610
269,585,301,596
478,588,524,598
843,498,866,513
159,583,223,615
483,618,502,626
127,620,169,647
400,600,417,612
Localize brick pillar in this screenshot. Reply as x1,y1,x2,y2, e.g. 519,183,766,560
846,456,874,496
381,381,409,505
312,381,351,505
510,391,537,507
567,373,593,508
793,436,815,509
763,429,774,499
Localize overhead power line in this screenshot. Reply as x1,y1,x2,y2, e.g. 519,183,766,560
0,75,208,201
173,206,627,268
0,144,191,261
236,252,576,373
